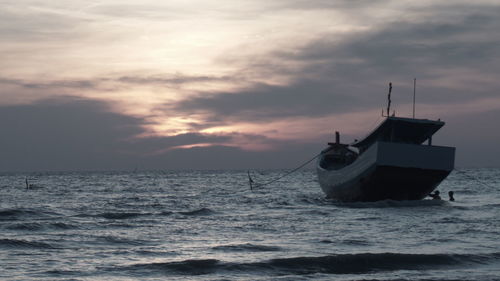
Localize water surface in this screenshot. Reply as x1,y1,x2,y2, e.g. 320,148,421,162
1,169,499,280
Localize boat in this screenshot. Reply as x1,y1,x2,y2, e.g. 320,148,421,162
316,85,455,202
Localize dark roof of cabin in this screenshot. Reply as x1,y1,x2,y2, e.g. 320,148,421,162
351,116,445,149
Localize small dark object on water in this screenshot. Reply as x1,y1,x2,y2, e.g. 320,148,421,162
25,177,36,189
429,190,441,200
25,177,32,189
247,171,254,190
448,191,455,201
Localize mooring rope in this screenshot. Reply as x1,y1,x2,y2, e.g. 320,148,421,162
247,152,323,190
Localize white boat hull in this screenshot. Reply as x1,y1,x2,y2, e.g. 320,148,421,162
317,141,455,201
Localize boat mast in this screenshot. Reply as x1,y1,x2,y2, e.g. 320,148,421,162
386,82,392,117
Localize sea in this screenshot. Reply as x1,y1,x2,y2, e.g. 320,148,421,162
1,169,499,281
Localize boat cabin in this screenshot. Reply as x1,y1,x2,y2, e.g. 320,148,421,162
320,116,445,171
351,116,444,153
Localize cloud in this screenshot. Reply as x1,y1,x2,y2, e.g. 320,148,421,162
0,96,321,171
0,77,100,90
0,2,92,42
0,72,236,92
2,1,500,169
276,4,500,89
83,3,184,20
270,0,389,11
169,2,500,130
0,97,141,171
171,80,373,126
0,73,237,109
116,74,235,87
436,108,500,167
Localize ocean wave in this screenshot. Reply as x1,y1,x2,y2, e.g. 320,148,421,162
0,208,39,220
436,217,475,224
50,222,77,229
335,199,449,208
86,208,215,218
0,209,23,217
115,259,220,275
212,243,281,252
299,196,332,206
5,222,44,231
483,203,500,208
0,238,55,249
97,235,145,245
44,269,80,276
100,212,147,220
178,208,214,216
158,211,173,216
319,239,371,246
4,221,77,231
341,239,372,246
135,249,179,257
0,208,61,221
75,211,150,220
109,252,500,276
320,239,334,244
263,253,457,274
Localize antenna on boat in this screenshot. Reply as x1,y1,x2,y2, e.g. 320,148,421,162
413,78,416,118
385,82,392,117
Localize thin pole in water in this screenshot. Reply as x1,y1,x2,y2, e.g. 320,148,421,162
413,78,416,118
247,171,254,190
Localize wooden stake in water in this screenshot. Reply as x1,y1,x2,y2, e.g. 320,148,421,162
247,171,254,190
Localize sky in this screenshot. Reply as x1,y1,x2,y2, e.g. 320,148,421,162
1,0,500,171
